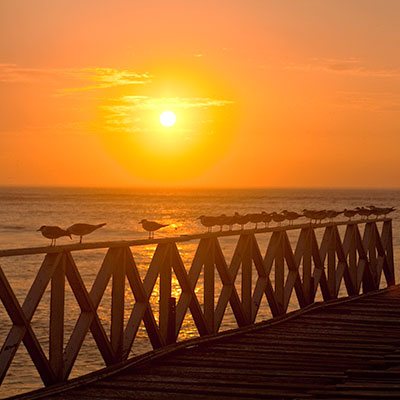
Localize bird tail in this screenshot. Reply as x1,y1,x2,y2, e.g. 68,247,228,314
97,223,107,228
162,224,169,228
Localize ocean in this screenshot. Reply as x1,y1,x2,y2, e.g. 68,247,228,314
0,186,398,398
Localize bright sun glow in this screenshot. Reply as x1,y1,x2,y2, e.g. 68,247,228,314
160,110,176,127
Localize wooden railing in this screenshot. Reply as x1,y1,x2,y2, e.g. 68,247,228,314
0,218,395,389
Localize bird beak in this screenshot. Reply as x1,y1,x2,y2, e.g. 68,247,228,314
36,228,41,231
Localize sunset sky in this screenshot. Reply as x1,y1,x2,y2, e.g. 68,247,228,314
1,0,400,188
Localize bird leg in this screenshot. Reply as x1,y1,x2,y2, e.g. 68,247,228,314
79,236,82,244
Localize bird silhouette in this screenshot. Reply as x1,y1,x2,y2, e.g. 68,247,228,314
382,206,396,217
326,210,343,221
67,223,106,244
314,210,327,224
37,225,71,246
215,214,231,231
261,211,272,227
248,213,264,229
271,212,286,226
303,209,316,224
233,212,250,229
343,209,358,221
281,210,302,225
198,215,217,232
140,219,168,239
355,207,373,219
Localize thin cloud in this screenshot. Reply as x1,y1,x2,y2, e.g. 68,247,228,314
117,95,233,110
334,91,400,112
0,64,151,91
103,95,234,133
286,58,400,78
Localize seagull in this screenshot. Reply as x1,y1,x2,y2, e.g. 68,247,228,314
37,225,71,246
367,205,396,218
216,214,231,231
261,211,272,227
303,209,316,224
139,219,168,239
248,213,264,229
382,207,396,217
314,210,327,224
281,210,302,225
67,223,106,244
343,209,358,221
198,215,217,232
355,207,373,220
271,212,286,226
233,212,250,229
368,205,385,218
326,210,343,221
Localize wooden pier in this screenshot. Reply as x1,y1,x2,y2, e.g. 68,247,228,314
0,218,395,399
16,286,400,399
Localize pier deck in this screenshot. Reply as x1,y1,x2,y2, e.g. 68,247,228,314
17,285,400,400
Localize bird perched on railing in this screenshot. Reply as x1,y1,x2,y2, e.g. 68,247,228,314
271,212,286,226
215,214,231,232
37,225,71,246
382,207,396,216
343,209,358,221
314,210,327,224
281,210,302,225
198,215,217,232
261,211,272,227
303,209,316,224
233,212,250,229
355,207,373,220
67,223,106,244
368,205,385,218
140,219,168,239
326,210,343,222
248,213,264,229
368,206,396,218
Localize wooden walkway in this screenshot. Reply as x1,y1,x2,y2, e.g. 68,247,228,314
16,285,400,400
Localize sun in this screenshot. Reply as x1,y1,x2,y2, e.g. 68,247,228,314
160,110,176,127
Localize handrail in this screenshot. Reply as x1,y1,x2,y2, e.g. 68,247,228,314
0,218,392,257
0,218,395,395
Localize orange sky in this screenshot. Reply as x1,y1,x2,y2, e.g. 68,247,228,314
1,0,400,188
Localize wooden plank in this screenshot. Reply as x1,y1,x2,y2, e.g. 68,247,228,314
111,248,125,360
274,232,284,312
283,232,306,309
251,236,280,319
214,236,247,329
203,239,215,333
241,234,253,323
64,252,115,377
50,253,66,380
0,253,62,386
0,218,390,258
124,247,163,352
170,243,208,338
381,220,395,285
159,244,172,343
297,228,312,304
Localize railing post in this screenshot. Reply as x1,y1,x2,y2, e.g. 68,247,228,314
275,232,285,313
303,228,313,304
327,227,336,298
50,253,65,381
159,244,172,343
111,248,125,362
204,239,215,333
242,235,252,324
382,220,395,285
167,297,176,345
